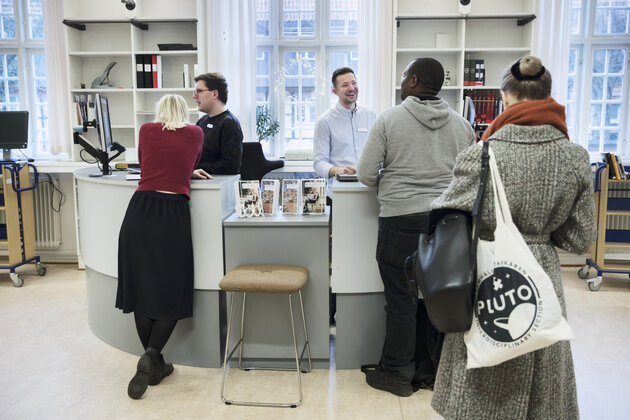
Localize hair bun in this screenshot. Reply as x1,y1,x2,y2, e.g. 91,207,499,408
520,56,543,77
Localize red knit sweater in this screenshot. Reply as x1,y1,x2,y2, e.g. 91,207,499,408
137,123,203,198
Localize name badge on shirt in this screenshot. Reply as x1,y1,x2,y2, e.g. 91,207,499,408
207,123,214,128
358,127,368,132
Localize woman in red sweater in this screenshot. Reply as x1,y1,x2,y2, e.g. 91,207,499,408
116,94,211,399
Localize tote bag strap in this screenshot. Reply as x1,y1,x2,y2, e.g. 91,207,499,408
470,141,490,258
487,147,514,226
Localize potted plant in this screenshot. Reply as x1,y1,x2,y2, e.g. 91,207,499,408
256,105,280,142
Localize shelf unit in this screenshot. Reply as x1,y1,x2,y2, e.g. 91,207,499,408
578,165,630,291
63,0,204,162
392,0,536,114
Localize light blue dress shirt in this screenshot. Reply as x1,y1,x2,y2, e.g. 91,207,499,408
313,102,377,198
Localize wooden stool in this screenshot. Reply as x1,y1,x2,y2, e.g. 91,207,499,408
219,264,312,408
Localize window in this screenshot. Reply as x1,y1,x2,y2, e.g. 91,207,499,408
0,0,47,158
255,0,359,158
568,0,630,160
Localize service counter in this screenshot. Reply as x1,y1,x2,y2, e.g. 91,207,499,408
75,169,238,367
331,180,386,369
223,211,330,368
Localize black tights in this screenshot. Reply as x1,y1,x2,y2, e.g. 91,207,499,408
133,313,177,353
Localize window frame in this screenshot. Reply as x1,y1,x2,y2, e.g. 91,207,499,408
256,0,358,159
569,0,630,161
0,0,47,158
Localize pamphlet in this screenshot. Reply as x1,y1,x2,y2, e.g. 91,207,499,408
281,179,300,215
235,180,263,217
301,178,326,215
260,179,280,215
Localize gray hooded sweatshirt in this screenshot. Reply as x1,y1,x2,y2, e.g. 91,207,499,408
358,96,475,217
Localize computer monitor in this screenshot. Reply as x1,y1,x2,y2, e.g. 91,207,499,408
97,94,113,153
0,111,28,160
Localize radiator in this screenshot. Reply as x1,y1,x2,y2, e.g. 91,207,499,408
33,181,62,248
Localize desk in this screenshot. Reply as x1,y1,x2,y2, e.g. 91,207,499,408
223,211,330,368
331,180,386,369
75,169,238,367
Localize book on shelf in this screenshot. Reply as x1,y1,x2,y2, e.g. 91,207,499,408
301,179,326,215
464,58,471,86
601,153,616,179
135,55,144,88
183,64,190,88
156,55,163,88
143,54,153,88
74,94,87,125
281,179,300,215
260,179,280,215
610,153,622,180
615,155,628,180
235,180,263,217
465,91,502,124
151,55,158,89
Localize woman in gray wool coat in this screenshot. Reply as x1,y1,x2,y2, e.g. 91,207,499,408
430,56,596,419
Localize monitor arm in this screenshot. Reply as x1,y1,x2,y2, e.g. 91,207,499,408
73,121,126,176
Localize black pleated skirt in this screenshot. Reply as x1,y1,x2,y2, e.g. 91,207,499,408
116,191,194,320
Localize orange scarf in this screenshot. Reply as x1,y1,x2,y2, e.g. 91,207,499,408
481,97,568,141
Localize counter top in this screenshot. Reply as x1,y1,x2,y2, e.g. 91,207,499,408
74,168,239,190
224,209,329,227
331,179,375,192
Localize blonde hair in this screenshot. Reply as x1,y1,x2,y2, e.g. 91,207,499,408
154,94,189,130
501,56,552,101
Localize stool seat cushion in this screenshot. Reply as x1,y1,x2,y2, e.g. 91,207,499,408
220,264,309,294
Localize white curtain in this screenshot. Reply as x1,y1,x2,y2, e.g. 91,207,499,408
533,0,571,104
358,0,394,114
201,1,256,142
43,1,71,155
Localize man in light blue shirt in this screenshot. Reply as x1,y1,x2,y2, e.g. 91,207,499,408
313,67,377,200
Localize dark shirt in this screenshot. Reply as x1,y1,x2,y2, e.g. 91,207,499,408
195,110,243,175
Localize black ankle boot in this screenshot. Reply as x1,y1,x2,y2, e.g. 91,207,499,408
128,348,159,399
149,353,174,386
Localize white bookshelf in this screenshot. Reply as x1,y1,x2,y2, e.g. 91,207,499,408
63,0,205,161
392,0,537,114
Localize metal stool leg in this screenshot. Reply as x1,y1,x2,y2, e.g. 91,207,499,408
219,290,309,408
288,293,303,406
238,293,247,369
220,292,238,404
298,290,312,373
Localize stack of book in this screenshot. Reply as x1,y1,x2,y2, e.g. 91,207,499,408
464,58,485,86
601,153,629,180
135,55,162,88
464,91,503,124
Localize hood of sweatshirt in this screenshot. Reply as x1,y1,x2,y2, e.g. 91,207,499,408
401,96,452,130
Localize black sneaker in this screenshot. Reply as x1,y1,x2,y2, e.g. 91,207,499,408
149,354,174,386
364,366,413,397
127,352,152,399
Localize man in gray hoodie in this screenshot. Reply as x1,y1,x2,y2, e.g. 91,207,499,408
357,58,475,397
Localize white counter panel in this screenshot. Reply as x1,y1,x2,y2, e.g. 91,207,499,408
75,169,238,290
331,180,383,293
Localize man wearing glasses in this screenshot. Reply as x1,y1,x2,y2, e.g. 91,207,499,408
192,73,243,177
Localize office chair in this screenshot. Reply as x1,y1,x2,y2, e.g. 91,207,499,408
240,142,284,181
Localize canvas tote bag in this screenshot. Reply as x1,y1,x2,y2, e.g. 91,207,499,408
464,146,574,369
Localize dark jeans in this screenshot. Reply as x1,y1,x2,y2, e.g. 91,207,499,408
376,213,442,383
